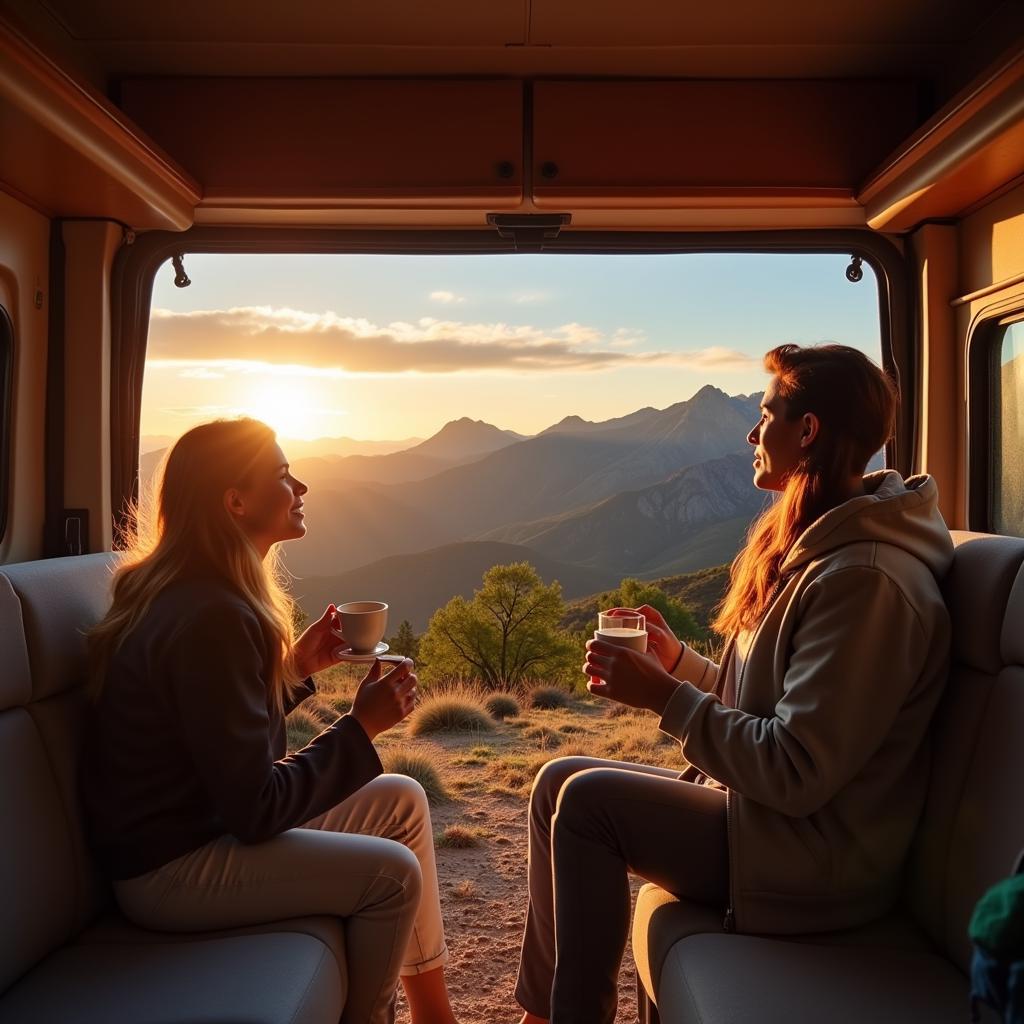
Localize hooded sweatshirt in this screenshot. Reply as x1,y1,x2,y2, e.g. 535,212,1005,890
658,470,954,935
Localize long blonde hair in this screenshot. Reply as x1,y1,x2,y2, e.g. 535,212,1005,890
89,418,302,714
712,344,897,638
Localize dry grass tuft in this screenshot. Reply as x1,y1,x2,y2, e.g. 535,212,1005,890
286,707,326,751
529,685,573,710
484,692,522,721
409,684,495,737
524,725,564,749
381,745,451,804
435,824,489,849
452,879,478,899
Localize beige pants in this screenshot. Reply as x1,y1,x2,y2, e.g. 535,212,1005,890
114,774,449,1024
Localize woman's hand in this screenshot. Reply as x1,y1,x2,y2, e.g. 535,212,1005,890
584,638,679,716
294,604,346,678
606,604,684,674
350,657,418,741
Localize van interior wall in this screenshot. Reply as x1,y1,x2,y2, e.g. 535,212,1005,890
954,176,1024,528
62,221,119,555
910,224,959,526
0,189,48,564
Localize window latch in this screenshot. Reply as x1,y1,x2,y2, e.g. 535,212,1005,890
486,214,571,253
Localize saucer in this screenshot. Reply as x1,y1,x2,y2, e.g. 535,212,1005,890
333,641,390,663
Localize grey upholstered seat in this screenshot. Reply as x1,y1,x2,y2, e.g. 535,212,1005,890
633,530,1024,1023
0,554,348,1024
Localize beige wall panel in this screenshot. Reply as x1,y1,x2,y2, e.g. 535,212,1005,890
0,189,48,563
910,224,959,525
953,178,1024,530
62,220,119,554
960,177,1024,296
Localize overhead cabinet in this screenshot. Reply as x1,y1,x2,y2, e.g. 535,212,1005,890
531,80,922,207
118,78,525,209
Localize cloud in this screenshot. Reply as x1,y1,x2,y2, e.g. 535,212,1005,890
147,306,757,376
429,290,466,305
513,291,551,304
178,367,225,379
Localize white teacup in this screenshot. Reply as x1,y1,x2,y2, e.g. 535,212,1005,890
337,601,389,654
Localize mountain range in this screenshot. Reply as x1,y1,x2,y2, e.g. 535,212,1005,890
283,385,763,579
141,387,771,626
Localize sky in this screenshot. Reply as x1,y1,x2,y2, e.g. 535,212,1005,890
143,251,883,443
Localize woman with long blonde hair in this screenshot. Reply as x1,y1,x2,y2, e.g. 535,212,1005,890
514,343,955,1024
83,417,460,1024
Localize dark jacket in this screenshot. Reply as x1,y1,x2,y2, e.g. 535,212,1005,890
81,575,382,880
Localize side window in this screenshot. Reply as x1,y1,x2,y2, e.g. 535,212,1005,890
0,305,12,544
993,319,1024,537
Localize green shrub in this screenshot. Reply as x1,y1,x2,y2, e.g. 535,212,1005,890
485,692,521,721
382,745,451,804
529,685,572,710
409,686,495,737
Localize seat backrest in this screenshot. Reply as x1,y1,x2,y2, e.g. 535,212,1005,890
906,530,1024,973
0,554,117,994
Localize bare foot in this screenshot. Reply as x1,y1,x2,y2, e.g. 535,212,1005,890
519,1014,549,1024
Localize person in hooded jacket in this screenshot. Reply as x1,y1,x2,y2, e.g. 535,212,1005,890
513,342,954,1024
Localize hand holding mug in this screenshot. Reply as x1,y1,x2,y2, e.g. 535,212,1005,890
584,639,677,715
350,656,418,741
606,604,683,674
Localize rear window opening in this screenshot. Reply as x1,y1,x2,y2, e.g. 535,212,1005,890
139,250,885,644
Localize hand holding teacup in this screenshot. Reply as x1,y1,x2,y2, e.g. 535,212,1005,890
294,603,347,678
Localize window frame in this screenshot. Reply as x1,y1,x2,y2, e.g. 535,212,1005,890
968,308,1024,535
110,227,912,539
0,304,12,545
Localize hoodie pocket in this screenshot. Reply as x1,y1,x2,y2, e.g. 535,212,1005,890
792,816,832,875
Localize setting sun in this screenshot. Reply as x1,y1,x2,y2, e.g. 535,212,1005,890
236,378,345,441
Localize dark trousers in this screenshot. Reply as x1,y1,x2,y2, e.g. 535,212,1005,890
514,756,729,1024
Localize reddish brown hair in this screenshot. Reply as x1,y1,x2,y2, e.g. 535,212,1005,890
712,344,897,638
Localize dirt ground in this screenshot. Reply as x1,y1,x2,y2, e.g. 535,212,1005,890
376,700,668,1024
392,771,645,1024
291,673,680,1023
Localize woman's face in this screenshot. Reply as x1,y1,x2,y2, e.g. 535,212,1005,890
747,377,818,491
225,442,308,554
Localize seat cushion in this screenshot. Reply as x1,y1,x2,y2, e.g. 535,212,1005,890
631,883,934,1002
656,933,968,1024
0,930,344,1024
76,910,348,978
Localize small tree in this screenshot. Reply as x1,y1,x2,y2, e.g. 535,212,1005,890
419,562,578,688
388,619,421,660
598,579,704,644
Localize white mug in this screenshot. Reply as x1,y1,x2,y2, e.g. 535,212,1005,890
336,601,389,654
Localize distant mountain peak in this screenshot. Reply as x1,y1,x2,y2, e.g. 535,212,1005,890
412,417,525,461
541,414,593,435
691,383,730,401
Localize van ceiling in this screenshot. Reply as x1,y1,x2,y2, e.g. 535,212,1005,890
15,0,1021,97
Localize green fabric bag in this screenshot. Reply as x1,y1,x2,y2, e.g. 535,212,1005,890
970,858,1024,959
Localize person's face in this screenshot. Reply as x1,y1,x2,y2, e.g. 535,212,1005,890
747,377,819,491
224,442,308,554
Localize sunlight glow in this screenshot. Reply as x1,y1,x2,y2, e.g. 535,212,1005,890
236,379,347,441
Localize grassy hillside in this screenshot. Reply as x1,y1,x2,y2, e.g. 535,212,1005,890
560,562,731,633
